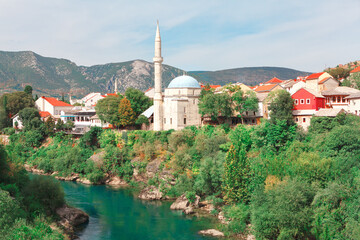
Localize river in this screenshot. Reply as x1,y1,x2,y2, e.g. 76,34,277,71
59,179,218,240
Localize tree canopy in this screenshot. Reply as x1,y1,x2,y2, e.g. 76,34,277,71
268,89,294,126
198,89,232,122
95,95,123,125
125,88,152,117
118,98,136,127
18,107,43,131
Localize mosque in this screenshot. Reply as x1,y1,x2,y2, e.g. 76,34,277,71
146,22,202,131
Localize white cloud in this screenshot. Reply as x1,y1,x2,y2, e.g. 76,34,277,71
0,0,358,72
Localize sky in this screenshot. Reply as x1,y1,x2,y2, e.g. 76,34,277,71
0,0,359,72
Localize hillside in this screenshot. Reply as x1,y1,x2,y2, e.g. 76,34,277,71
189,67,312,86
0,50,311,97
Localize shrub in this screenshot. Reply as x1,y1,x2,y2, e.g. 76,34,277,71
185,191,196,203
223,203,250,234
22,175,65,216
2,127,15,135
0,189,24,231
251,179,315,239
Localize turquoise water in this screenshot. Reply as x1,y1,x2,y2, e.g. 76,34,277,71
59,180,217,240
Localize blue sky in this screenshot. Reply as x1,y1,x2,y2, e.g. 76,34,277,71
0,0,359,72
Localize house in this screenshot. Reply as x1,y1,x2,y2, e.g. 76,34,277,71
305,72,333,92
12,111,52,129
60,108,96,133
264,77,283,85
90,115,110,128
314,108,346,117
254,83,284,93
350,66,360,75
292,88,325,129
35,96,73,117
140,105,154,130
318,77,339,92
322,86,360,109
281,79,306,95
12,114,23,129
255,92,270,122
344,92,360,115
144,87,155,100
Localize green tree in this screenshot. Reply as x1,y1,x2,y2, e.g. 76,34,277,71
223,144,251,203
268,89,295,126
232,90,259,123
24,85,33,95
326,67,350,80
55,119,64,131
95,95,123,125
18,107,43,131
251,180,315,240
125,88,152,117
135,115,149,126
118,98,136,127
0,91,34,118
199,91,232,123
44,117,55,135
342,72,360,89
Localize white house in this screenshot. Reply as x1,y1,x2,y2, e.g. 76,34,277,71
35,96,73,117
345,92,360,116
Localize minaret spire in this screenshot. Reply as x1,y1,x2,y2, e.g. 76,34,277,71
153,20,163,131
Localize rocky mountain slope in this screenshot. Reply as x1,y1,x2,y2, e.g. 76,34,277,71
0,50,311,97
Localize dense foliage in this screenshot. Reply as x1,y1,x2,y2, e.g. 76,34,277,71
3,86,360,239
0,145,65,239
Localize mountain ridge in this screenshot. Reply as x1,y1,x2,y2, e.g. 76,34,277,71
0,50,312,97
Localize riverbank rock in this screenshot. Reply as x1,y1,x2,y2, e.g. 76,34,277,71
138,186,163,200
198,229,224,237
56,205,89,227
199,200,215,213
105,176,128,187
170,194,200,214
56,174,79,181
76,178,91,185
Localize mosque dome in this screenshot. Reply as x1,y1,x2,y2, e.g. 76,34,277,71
167,75,201,88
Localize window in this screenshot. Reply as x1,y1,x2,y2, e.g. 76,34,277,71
295,99,298,105
300,99,304,104
337,97,341,102
184,118,186,125
342,97,346,103
253,111,256,115
170,118,172,124
356,110,358,115
295,117,299,122
252,119,255,123
164,118,166,124
332,97,336,102
306,99,310,104
184,107,186,113
303,118,306,123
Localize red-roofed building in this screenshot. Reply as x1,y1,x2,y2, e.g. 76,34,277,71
39,111,51,119
292,88,326,130
254,84,284,93
35,96,73,116
305,72,334,92
350,66,360,74
200,84,221,90
105,93,118,97
264,77,283,84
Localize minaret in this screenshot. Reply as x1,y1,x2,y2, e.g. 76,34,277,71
153,20,163,131
114,79,118,94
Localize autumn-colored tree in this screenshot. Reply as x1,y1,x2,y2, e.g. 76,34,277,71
118,98,136,127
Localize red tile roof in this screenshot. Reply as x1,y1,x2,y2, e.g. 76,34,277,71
145,87,153,92
42,96,73,107
265,77,283,84
350,66,360,73
254,84,279,92
306,72,324,80
106,93,118,97
39,111,51,118
319,77,332,84
200,84,221,89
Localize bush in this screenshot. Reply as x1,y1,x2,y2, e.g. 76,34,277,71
0,189,24,231
2,127,15,135
223,203,250,234
22,175,65,216
194,152,225,196
185,191,196,203
251,179,315,239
